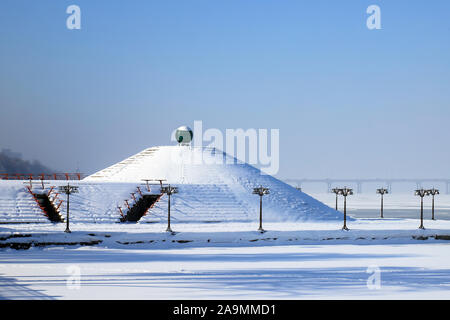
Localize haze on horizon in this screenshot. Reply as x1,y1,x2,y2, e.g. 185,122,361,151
1,0,449,180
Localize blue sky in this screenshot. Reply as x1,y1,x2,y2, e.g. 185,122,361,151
0,0,449,179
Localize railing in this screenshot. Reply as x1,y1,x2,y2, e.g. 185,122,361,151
25,185,64,222
118,185,164,222
0,173,84,180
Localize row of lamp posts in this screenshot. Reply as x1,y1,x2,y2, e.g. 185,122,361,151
59,182,270,234
159,184,270,234
163,185,271,234
332,186,440,230
57,182,440,234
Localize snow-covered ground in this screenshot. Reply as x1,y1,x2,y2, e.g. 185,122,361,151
1,241,450,299
1,217,450,299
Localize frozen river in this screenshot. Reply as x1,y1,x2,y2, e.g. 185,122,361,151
311,192,450,220
1,217,450,299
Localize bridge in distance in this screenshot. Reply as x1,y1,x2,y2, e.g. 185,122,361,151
283,178,450,194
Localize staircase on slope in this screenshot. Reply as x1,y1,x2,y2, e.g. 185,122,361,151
64,184,140,224
0,190,51,224
32,192,64,222
121,193,163,222
86,147,159,180
25,186,65,223
141,184,251,223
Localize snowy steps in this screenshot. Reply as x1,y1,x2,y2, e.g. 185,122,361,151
142,184,251,222
0,195,48,223
88,147,159,180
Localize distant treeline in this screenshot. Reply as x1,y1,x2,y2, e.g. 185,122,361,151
0,149,53,174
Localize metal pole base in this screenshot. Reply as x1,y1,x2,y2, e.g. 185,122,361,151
342,225,349,231
258,227,266,234
419,225,425,230
166,227,173,233
64,228,71,233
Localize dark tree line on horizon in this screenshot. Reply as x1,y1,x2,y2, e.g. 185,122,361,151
0,149,53,174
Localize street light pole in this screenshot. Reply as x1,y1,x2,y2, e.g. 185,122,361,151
337,187,353,231
426,188,439,220
376,188,388,218
343,195,348,230
253,186,270,233
168,192,171,231
331,188,341,211
58,183,79,233
161,185,178,233
259,195,262,230
66,190,70,232
415,189,428,229
431,193,435,220
421,195,424,228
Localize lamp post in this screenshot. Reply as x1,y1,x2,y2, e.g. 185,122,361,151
331,188,341,211
338,187,353,231
161,185,178,233
415,189,429,229
58,183,79,233
253,186,270,233
376,188,388,218
426,188,439,220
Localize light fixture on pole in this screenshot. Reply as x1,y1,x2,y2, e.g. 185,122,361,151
161,185,178,233
331,188,341,211
376,188,388,218
253,186,270,233
415,188,429,229
338,187,353,231
58,183,79,233
426,188,439,220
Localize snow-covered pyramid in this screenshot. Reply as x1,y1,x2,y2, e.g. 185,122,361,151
84,146,341,222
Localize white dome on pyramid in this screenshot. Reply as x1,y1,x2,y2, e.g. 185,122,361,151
84,146,342,222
